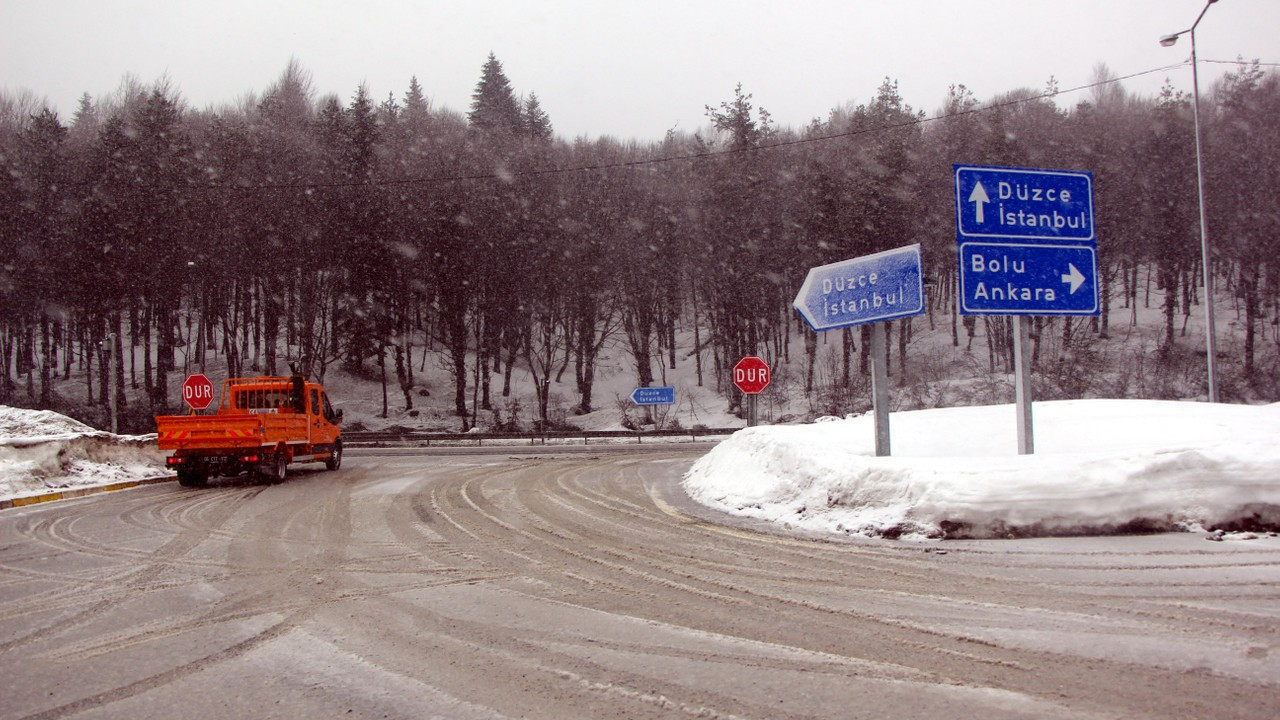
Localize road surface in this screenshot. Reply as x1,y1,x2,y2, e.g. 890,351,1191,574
1,448,1277,718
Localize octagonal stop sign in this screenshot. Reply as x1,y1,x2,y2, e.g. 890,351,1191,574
733,356,771,395
182,373,215,411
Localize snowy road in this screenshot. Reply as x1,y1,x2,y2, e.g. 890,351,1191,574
1,450,1277,718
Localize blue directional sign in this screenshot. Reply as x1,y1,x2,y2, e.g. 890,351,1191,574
630,386,675,406
959,242,1100,315
955,165,1094,242
793,244,926,331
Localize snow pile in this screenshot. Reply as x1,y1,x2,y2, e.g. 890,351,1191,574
683,400,1280,539
0,406,166,500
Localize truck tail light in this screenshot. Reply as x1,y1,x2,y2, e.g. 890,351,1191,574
167,456,186,466
244,454,259,463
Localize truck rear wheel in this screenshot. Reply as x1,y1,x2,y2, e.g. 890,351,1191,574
177,469,207,488
258,451,287,485
325,441,343,471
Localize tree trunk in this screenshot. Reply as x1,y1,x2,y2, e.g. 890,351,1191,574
379,340,388,418
1243,266,1258,379
39,314,51,408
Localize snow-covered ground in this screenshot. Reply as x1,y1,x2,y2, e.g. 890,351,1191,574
0,406,166,500
684,399,1280,540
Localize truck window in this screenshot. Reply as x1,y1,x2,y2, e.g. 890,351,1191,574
291,376,306,413
311,389,320,416
322,393,335,423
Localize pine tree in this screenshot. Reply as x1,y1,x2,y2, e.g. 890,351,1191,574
522,92,553,142
403,76,430,121
258,59,314,130
468,53,522,137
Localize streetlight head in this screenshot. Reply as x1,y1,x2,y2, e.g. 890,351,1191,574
1159,33,1180,47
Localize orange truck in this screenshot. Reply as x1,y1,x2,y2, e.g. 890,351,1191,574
155,374,343,487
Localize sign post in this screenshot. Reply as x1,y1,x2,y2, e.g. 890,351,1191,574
869,325,891,456
732,356,770,427
1012,316,1034,454
182,373,215,412
954,164,1099,454
792,244,925,456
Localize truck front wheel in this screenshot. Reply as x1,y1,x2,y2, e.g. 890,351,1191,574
325,441,343,471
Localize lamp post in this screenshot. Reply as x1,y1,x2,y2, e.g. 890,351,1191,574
1160,0,1220,402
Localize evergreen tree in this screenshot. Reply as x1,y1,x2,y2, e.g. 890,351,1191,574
403,76,430,121
1209,62,1279,380
1144,83,1199,352
522,92,553,142
468,53,522,138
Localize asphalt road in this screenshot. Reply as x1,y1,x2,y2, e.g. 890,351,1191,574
1,448,1277,719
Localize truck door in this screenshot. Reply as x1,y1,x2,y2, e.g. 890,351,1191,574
309,388,322,445
320,392,339,443
309,387,339,445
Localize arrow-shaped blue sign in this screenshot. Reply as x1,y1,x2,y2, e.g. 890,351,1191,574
630,386,675,405
793,244,925,332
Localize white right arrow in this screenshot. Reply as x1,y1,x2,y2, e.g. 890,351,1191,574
1062,264,1085,294
968,181,990,224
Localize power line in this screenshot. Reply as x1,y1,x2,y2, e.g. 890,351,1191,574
1201,58,1280,68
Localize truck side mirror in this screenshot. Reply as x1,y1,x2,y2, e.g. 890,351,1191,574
335,409,344,423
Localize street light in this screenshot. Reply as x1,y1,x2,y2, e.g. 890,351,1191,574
1161,0,1220,402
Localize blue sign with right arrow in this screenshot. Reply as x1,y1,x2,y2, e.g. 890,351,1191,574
955,164,1100,316
959,242,1099,315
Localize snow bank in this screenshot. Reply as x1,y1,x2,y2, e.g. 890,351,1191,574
682,400,1280,539
0,406,166,500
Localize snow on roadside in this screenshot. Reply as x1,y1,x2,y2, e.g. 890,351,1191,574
0,406,167,500
682,399,1280,540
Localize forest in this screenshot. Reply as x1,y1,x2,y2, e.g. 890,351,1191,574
1,54,1278,433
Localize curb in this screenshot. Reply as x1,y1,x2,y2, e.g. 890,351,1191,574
0,476,175,511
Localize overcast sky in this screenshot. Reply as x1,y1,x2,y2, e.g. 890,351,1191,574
2,0,1277,141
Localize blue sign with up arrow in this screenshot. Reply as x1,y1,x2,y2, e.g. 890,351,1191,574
955,165,1094,243
955,164,1100,316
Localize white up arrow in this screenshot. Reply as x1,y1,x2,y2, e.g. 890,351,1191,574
1061,264,1085,294
968,181,990,224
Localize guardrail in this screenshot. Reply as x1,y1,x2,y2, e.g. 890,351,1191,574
343,427,738,447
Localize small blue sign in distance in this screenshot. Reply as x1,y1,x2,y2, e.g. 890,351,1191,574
959,242,1099,316
955,165,1094,243
630,386,676,405
793,244,926,332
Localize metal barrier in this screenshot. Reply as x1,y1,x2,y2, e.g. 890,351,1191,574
343,427,737,447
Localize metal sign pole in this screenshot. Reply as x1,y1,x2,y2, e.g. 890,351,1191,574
870,324,890,457
748,394,758,428
1012,316,1034,455
107,333,118,435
